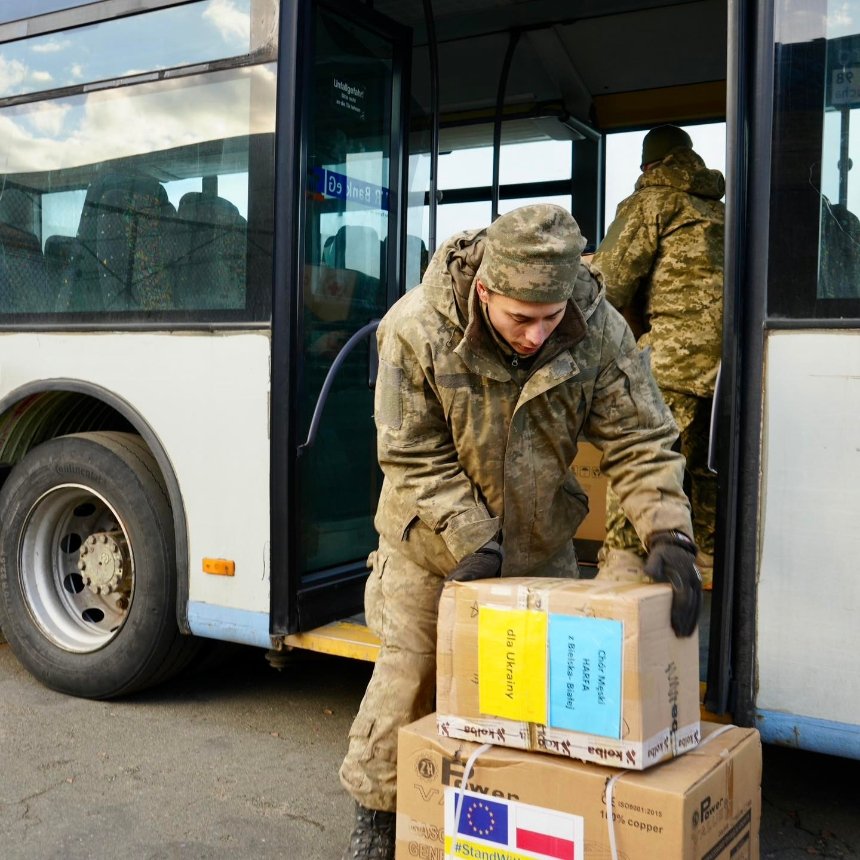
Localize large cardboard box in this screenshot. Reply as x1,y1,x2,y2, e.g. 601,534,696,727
397,714,761,860
437,578,700,770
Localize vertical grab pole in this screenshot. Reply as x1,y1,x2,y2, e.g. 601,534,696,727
422,0,440,253
492,30,521,222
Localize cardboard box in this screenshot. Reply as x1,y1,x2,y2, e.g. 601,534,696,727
437,578,700,770
397,715,761,860
571,441,608,563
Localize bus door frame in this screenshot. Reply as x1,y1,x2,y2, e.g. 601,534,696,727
269,0,411,638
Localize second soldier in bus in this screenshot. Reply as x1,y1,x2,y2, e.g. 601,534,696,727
591,125,725,588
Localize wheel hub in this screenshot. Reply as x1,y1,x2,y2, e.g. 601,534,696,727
77,530,129,595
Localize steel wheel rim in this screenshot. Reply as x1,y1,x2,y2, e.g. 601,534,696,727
18,483,134,653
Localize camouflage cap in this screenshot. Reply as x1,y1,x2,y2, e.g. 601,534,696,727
641,124,693,168
475,204,586,303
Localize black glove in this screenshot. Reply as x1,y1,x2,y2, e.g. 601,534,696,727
445,540,504,582
644,531,702,638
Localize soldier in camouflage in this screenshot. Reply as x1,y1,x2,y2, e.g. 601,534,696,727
339,204,702,860
590,125,725,587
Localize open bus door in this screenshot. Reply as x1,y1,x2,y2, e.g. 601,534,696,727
278,0,728,679
272,2,409,655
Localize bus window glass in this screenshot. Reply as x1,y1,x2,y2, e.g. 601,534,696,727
0,64,276,320
405,150,430,290
438,148,492,190
769,0,860,315
433,201,491,243
0,2,93,23
423,136,576,245
818,6,860,299
0,0,261,99
299,7,394,574
499,139,571,184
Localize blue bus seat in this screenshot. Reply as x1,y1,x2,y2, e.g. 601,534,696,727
173,191,247,310
0,186,48,313
0,187,36,235
72,171,176,311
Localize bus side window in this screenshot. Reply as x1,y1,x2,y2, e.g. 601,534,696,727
0,188,49,314
321,224,383,315
819,197,860,299
172,191,247,311
45,235,79,310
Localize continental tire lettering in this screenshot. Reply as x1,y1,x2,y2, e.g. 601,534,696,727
54,464,100,484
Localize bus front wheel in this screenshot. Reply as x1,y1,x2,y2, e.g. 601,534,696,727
0,431,197,699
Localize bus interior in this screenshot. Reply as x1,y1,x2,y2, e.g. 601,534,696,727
282,0,731,713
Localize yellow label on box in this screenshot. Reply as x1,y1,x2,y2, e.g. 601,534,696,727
478,606,547,723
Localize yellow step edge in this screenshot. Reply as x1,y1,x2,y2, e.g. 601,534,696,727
284,621,381,662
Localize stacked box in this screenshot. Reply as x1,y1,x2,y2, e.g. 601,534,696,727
436,577,701,770
397,714,761,860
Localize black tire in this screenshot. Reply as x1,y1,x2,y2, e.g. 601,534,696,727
0,431,199,698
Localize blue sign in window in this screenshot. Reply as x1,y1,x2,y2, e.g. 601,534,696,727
311,167,389,211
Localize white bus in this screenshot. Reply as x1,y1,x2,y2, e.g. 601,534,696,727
0,0,857,761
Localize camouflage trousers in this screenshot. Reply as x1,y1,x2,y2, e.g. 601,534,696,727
604,389,716,556
339,531,580,812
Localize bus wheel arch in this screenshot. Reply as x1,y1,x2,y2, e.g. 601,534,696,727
0,430,199,698
0,384,190,629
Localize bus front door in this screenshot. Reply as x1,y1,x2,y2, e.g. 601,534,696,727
278,2,408,647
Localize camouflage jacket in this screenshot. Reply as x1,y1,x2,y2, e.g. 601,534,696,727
591,148,725,397
373,228,693,576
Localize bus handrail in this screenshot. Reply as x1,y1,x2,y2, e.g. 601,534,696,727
297,318,380,455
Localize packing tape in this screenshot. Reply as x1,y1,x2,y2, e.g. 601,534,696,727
604,723,738,860
451,740,493,857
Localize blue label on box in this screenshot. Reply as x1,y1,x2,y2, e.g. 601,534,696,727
548,615,623,738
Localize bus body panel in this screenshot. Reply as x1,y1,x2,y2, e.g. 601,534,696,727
755,709,860,759
0,331,273,624
757,330,860,727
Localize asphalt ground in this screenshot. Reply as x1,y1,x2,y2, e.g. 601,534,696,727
1,640,858,859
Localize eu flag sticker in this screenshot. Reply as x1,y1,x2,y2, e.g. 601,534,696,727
459,796,509,845
444,788,584,860
548,614,623,738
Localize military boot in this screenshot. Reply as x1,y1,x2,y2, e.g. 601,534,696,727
342,802,396,860
594,547,648,583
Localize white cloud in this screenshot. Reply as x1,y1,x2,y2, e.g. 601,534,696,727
203,0,250,46
25,101,70,137
31,70,53,84
0,65,276,174
826,1,859,38
0,56,28,92
31,39,70,54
